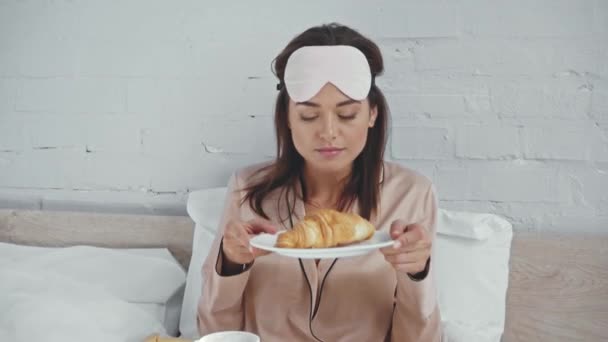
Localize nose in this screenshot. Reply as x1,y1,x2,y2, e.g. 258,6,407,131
319,114,336,141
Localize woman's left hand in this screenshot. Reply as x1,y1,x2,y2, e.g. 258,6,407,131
380,219,431,275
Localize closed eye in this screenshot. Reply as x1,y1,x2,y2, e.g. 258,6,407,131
300,115,318,122
338,113,357,120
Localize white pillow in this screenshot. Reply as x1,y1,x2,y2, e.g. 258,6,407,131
0,244,185,336
181,188,513,342
180,187,228,339
0,243,187,340
434,210,513,342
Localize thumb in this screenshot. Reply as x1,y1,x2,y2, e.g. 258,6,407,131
251,246,271,258
398,224,425,245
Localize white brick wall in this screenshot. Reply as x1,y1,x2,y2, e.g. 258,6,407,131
0,0,607,232
455,124,521,160
391,126,451,160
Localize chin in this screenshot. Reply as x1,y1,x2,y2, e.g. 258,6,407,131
308,157,354,173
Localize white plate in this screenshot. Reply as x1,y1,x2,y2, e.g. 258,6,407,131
197,331,260,342
250,230,394,259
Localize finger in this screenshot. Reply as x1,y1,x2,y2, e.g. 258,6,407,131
239,244,257,259
389,219,408,239
225,221,249,241
235,243,252,253
225,227,249,248
223,244,253,265
223,228,239,241
402,242,431,254
224,232,251,254
252,247,271,258
380,243,408,255
384,247,429,262
381,240,430,256
233,226,250,242
246,218,278,234
393,224,426,249
379,245,394,255
241,233,271,258
395,237,431,253
384,249,429,265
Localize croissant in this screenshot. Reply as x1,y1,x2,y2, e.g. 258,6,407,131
276,208,375,248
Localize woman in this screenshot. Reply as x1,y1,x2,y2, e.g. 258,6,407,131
197,23,442,342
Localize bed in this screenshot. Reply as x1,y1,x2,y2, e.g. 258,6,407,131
0,208,606,341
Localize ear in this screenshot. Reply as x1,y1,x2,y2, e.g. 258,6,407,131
369,106,378,128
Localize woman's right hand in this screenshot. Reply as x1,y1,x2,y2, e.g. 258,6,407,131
221,218,278,267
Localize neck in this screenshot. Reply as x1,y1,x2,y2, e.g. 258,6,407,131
302,164,352,206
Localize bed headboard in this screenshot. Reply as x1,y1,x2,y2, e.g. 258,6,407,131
1,209,606,340
0,209,194,269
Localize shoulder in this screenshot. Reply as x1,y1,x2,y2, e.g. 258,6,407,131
231,160,275,187
229,160,286,221
377,162,438,230
381,161,434,195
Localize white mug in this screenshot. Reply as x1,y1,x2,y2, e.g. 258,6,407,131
197,331,260,342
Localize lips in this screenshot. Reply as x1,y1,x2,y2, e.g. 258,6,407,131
316,147,345,158
316,147,344,152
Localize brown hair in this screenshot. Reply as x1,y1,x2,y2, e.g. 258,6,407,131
242,23,389,223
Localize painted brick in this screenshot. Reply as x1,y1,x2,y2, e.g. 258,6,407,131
147,153,268,193
462,0,595,37
436,161,568,202
388,93,491,117
391,126,451,160
522,121,608,161
16,78,126,114
594,0,608,34
0,78,17,112
414,37,602,76
373,2,461,38
80,152,153,191
200,116,276,157
0,149,84,188
456,124,520,159
377,39,417,77
591,80,608,123
127,78,275,117
490,79,592,119
568,164,608,204
0,0,79,77
0,115,24,151
23,115,141,153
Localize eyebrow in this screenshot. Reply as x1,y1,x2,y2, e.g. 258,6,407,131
295,99,361,108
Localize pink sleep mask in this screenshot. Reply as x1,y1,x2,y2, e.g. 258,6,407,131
282,45,372,102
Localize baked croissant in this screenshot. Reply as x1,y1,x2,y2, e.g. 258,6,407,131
276,208,375,248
